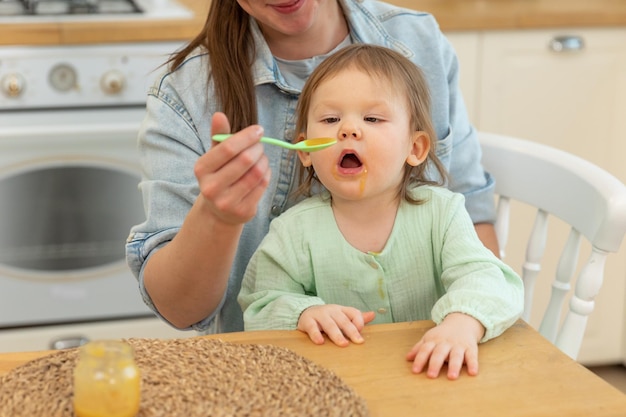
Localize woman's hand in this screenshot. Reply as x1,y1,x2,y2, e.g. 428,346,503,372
297,305,376,347
194,112,271,225
144,112,271,328
406,313,485,380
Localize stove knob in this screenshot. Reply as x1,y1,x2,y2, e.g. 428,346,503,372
49,63,78,92
100,70,125,95
1,73,26,98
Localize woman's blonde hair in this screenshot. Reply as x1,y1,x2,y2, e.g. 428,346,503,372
294,44,448,203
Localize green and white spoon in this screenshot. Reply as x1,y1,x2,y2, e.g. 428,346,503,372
212,134,336,152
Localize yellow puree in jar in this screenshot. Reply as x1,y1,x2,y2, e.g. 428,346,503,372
73,341,141,417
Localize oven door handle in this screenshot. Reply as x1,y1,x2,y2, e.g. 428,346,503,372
0,122,140,140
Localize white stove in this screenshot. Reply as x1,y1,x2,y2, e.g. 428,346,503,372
0,42,183,110
0,1,192,350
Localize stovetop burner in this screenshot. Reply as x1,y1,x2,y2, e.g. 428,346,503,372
0,0,142,16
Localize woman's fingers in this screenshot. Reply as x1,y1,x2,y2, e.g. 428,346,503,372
194,113,270,223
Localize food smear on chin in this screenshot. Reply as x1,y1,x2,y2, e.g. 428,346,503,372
359,168,368,196
332,153,368,197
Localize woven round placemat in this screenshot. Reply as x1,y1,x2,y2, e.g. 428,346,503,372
0,337,369,417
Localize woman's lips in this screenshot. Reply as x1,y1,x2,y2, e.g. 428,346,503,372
270,0,305,14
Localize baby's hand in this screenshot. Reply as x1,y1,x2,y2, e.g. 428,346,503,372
297,305,375,347
406,313,485,380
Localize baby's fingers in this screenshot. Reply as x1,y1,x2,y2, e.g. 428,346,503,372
339,308,372,342
424,343,454,378
406,341,434,374
336,321,365,345
445,346,467,380
407,341,453,378
297,318,326,345
463,345,479,377
361,311,376,326
319,320,350,347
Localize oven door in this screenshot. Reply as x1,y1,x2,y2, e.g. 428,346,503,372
0,107,154,328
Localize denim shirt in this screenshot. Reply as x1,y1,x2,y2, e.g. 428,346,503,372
125,0,496,334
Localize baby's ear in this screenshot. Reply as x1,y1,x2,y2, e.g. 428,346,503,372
296,134,312,166
406,131,430,167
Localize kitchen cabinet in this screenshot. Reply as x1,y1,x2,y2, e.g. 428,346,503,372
446,27,626,365
478,28,626,184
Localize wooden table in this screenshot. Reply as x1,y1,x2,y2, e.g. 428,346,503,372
1,320,625,416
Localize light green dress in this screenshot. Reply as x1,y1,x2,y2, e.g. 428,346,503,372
238,186,523,342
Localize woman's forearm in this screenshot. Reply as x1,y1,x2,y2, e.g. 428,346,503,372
474,222,500,258
143,196,243,329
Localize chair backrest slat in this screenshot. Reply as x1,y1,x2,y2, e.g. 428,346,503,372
520,209,548,321
539,227,580,343
479,132,626,359
494,196,511,259
556,248,608,358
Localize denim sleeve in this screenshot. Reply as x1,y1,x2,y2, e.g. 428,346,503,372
437,30,496,224
124,71,223,332
126,230,225,332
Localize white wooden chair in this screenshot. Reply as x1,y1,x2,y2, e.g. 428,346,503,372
478,132,626,360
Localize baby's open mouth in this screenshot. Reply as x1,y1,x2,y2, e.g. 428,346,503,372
340,153,362,169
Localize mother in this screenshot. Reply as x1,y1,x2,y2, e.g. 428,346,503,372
125,0,498,334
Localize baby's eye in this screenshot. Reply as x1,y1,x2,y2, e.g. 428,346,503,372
322,117,339,124
364,117,379,123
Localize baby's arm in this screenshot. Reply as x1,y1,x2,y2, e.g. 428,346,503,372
298,305,376,347
405,313,484,380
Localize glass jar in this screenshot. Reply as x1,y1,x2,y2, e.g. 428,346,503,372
73,340,141,417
